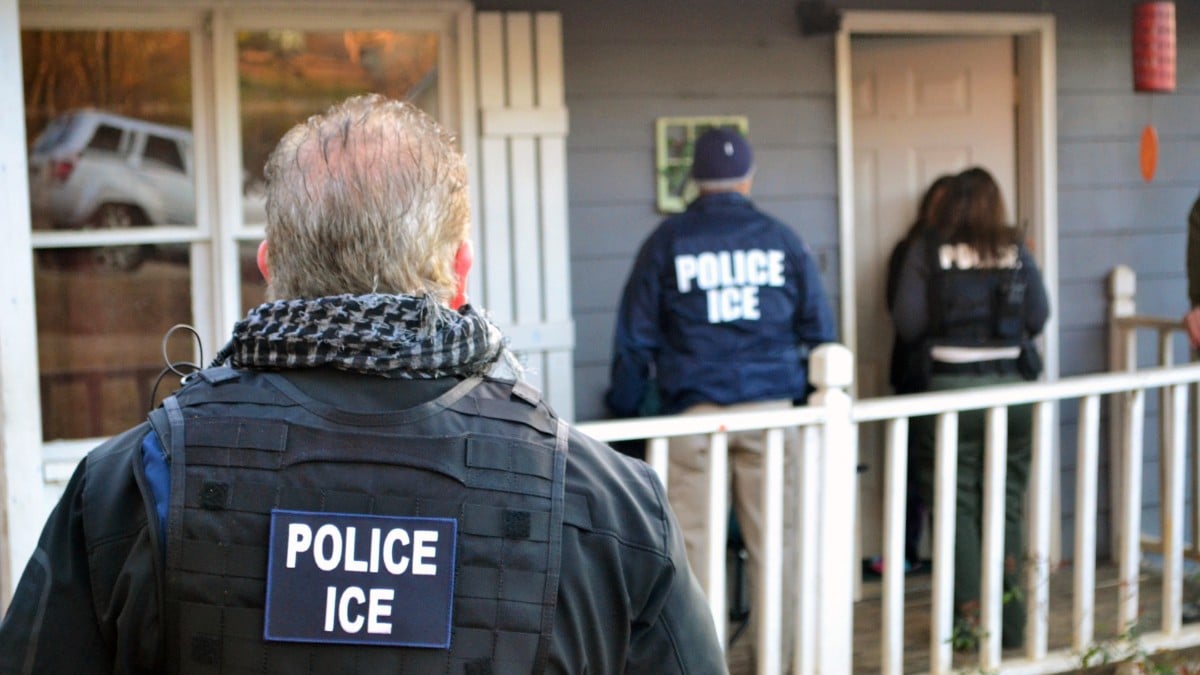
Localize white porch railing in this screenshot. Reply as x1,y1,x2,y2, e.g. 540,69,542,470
576,266,1200,674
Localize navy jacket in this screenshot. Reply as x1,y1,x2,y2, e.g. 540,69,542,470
607,192,836,417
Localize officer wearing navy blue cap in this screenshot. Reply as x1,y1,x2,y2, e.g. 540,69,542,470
608,126,836,673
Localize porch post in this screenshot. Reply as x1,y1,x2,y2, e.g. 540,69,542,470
1107,265,1136,562
809,343,855,672
0,0,43,611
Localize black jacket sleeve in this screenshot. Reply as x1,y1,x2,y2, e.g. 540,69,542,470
624,463,727,674
0,424,162,675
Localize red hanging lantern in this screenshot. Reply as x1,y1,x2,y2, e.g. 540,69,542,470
1132,1,1176,93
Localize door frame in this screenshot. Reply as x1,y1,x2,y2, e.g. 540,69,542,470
835,10,1058,383
833,11,1061,567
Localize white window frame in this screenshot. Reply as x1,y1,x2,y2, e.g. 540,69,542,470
14,0,476,498
4,0,491,611
19,7,215,476
212,4,475,340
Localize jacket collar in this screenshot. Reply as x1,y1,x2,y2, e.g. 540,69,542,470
688,191,753,212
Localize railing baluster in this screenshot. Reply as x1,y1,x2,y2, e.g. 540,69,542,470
811,344,855,674
881,417,908,675
1073,395,1101,653
795,425,821,675
758,428,785,675
1027,399,1055,659
1108,266,1137,564
981,405,1008,669
647,436,669,486
1159,329,1174,564
931,411,958,674
706,430,729,648
1119,388,1145,635
1162,383,1187,635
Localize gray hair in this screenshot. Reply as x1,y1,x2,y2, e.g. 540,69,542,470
262,94,470,302
694,168,755,193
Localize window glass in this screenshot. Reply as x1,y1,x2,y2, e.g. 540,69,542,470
143,135,186,172
235,29,440,316
86,124,124,153
35,244,192,440
237,30,440,208
23,29,195,232
31,113,75,154
23,29,195,441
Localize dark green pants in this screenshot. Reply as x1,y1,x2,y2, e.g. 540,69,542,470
913,372,1032,648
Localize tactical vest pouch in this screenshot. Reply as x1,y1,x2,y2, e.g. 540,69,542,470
893,340,933,393
1017,338,1043,381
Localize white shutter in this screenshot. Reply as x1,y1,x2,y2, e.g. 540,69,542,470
474,12,574,420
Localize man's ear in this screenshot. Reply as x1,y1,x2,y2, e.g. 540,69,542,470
256,240,270,282
450,240,473,310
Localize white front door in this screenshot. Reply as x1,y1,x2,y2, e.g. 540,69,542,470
851,35,1016,557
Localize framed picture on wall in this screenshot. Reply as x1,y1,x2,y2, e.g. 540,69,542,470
655,115,749,213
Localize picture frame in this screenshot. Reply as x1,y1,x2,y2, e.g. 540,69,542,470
655,115,749,213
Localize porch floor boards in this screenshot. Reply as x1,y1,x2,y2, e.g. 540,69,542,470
852,562,1158,673
725,562,1181,673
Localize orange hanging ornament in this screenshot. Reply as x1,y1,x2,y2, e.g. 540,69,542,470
1139,124,1159,183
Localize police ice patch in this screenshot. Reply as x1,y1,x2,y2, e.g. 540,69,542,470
264,509,458,648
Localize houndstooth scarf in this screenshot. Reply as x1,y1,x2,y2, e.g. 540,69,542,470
213,293,512,379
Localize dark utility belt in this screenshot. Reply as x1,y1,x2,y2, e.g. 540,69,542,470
931,359,1020,376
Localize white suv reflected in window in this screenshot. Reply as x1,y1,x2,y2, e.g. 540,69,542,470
29,110,196,230
28,109,266,269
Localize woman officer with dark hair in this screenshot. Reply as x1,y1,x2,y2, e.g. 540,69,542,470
892,166,1050,650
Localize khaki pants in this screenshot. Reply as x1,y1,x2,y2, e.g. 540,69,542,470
667,399,798,673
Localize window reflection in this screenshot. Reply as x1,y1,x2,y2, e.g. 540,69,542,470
35,245,192,440
23,30,195,231
238,30,440,201
235,29,440,314
23,28,197,442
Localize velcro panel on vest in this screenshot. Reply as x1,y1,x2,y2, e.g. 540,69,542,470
177,538,266,579
181,480,555,543
174,381,297,408
449,380,555,436
187,418,289,453
178,603,468,673
454,595,542,632
197,366,241,385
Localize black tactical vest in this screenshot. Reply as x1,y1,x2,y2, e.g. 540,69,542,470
929,240,1026,348
149,368,567,674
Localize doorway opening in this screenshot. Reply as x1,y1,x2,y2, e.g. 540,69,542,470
833,11,1059,564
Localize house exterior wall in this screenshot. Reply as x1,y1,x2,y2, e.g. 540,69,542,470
477,0,1200,557
473,0,1200,413
510,0,843,420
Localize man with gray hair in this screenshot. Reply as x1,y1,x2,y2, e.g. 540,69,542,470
608,127,836,673
0,94,723,673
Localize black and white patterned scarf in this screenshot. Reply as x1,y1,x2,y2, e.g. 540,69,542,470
213,293,512,379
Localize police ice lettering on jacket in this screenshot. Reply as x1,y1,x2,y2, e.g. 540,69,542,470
265,510,458,648
937,243,1020,270
674,248,786,323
